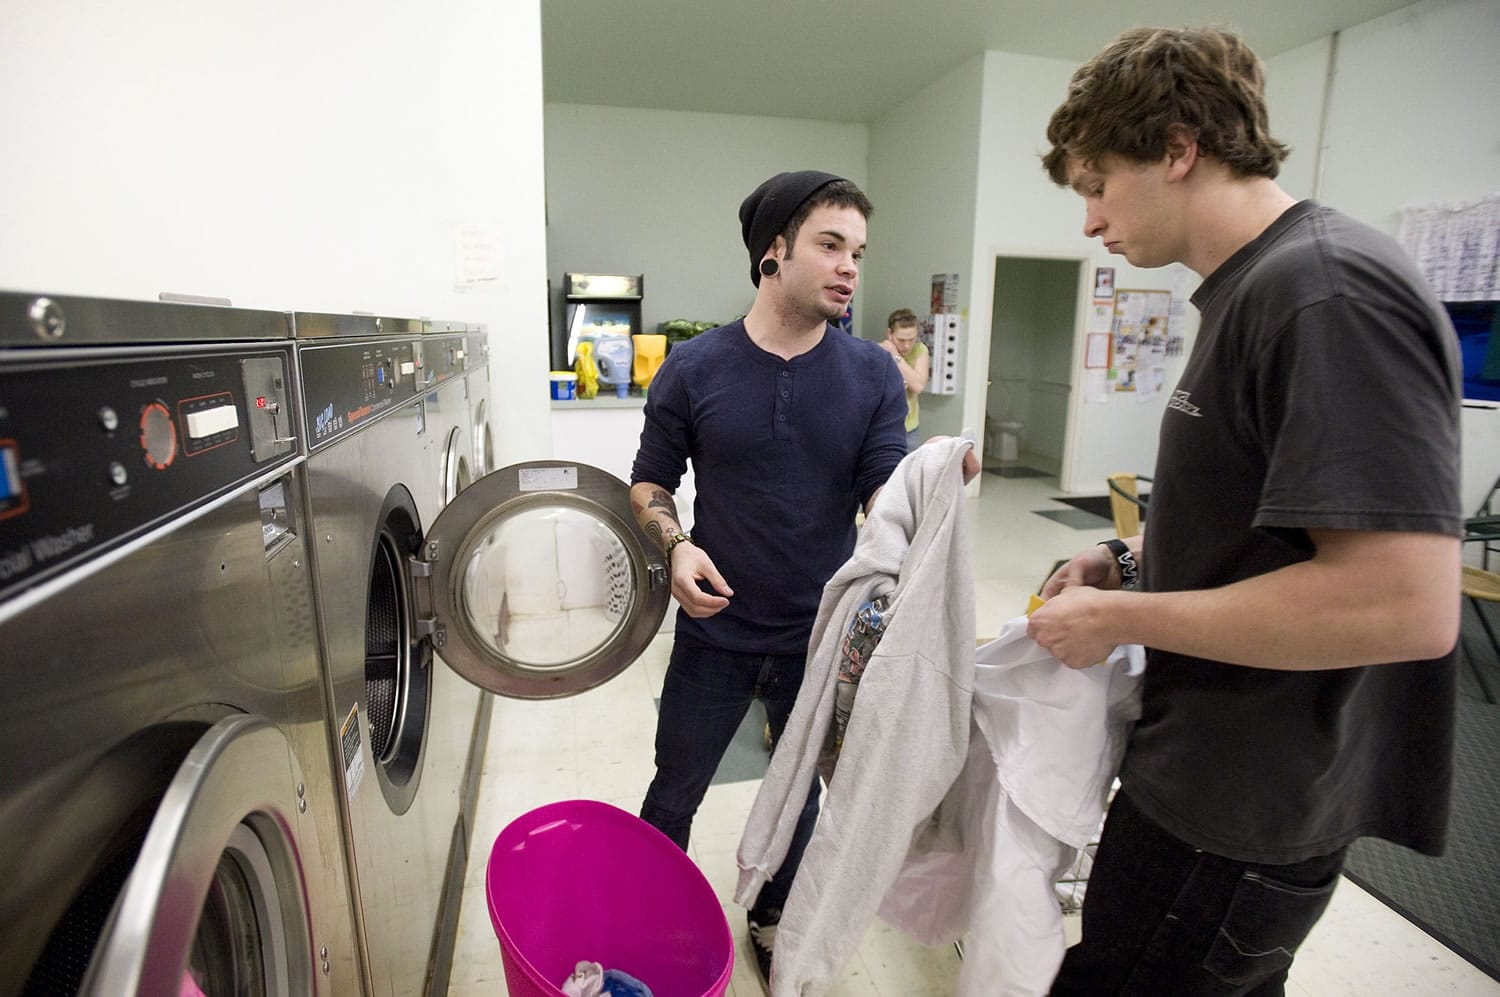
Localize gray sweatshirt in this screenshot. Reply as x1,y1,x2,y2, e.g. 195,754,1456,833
735,437,977,996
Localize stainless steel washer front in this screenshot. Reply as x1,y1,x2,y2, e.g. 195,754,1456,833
0,292,359,996
294,313,478,997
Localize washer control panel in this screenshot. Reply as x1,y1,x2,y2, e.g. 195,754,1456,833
0,344,297,601
298,337,435,453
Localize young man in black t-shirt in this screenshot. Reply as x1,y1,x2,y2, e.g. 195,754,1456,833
1029,26,1463,995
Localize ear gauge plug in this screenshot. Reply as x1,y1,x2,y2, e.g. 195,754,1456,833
759,259,779,278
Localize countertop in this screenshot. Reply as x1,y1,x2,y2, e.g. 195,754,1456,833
551,394,646,410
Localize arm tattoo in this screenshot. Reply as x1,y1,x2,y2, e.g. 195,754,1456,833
643,521,664,549
647,488,682,529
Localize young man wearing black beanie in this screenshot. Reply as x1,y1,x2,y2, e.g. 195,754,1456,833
628,170,908,992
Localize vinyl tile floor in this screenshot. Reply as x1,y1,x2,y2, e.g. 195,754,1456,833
447,473,1500,996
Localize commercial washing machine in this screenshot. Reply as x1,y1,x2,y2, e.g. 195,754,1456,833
466,324,493,480
458,321,493,856
416,317,492,989
293,312,676,997
294,312,491,997
422,319,475,509
0,291,361,995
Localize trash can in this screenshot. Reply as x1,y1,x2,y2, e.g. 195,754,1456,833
995,419,1024,463
485,800,734,997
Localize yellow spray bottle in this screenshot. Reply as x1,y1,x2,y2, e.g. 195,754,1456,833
574,339,600,399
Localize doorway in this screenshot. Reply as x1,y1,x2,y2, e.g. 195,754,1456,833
983,255,1085,486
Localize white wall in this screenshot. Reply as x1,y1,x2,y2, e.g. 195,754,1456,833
0,0,553,468
1263,37,1335,201
1268,0,1500,508
863,53,985,419
542,104,867,341
968,52,1199,493
962,0,1499,494
1313,0,1500,233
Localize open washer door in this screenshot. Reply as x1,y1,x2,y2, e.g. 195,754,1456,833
412,460,670,699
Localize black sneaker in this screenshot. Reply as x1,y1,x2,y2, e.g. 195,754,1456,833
747,909,779,994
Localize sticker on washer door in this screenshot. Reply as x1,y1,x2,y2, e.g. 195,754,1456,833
339,704,366,800
518,466,578,491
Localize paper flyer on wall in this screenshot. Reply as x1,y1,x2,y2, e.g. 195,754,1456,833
930,273,959,314
1110,289,1170,393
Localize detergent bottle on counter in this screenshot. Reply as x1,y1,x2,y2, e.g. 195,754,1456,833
632,334,667,393
574,340,600,399
594,334,634,398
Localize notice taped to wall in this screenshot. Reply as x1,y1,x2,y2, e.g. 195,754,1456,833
1109,289,1170,394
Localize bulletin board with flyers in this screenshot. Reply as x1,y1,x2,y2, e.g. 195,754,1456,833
1108,289,1176,398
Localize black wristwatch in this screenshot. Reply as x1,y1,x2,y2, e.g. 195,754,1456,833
1098,538,1139,589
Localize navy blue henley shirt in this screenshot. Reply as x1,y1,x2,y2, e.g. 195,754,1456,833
631,320,907,654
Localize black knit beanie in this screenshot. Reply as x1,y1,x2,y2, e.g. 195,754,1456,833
739,170,844,286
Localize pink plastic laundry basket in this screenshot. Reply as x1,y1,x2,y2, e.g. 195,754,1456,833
485,800,733,997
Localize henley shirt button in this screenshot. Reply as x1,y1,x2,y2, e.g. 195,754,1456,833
781,370,790,377
778,414,787,421
781,389,789,399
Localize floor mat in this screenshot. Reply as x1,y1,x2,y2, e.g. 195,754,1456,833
984,465,1053,479
1343,694,1500,981
653,697,771,786
1031,508,1114,530
1050,494,1142,523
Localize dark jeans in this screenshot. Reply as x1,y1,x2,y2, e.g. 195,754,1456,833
1050,789,1346,997
639,636,821,919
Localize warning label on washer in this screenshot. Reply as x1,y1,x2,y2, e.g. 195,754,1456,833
340,704,365,801
518,466,578,492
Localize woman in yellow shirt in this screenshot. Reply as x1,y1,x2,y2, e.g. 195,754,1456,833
878,308,930,451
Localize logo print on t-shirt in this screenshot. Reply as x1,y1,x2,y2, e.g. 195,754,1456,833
1167,389,1202,417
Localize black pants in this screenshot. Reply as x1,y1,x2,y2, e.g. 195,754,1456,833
639,637,820,919
1050,789,1346,996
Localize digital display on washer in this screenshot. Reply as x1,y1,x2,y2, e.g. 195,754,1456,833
299,340,420,452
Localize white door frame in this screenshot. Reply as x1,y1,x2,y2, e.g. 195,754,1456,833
966,245,1091,494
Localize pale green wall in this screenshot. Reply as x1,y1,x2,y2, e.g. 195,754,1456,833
988,257,1080,470
542,104,867,342
540,0,1499,493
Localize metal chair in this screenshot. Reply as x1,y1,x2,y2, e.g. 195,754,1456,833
1464,471,1500,570
1106,473,1151,539
1461,565,1500,704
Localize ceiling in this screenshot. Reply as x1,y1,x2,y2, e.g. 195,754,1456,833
541,0,1415,122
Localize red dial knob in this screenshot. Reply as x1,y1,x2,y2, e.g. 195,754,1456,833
140,401,178,470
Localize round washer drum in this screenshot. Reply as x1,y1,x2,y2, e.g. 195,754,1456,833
363,485,432,814
411,460,671,700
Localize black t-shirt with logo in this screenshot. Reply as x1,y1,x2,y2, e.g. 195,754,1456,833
1125,200,1462,863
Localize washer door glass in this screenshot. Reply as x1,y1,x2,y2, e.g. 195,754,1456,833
78,716,311,997
419,461,669,699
